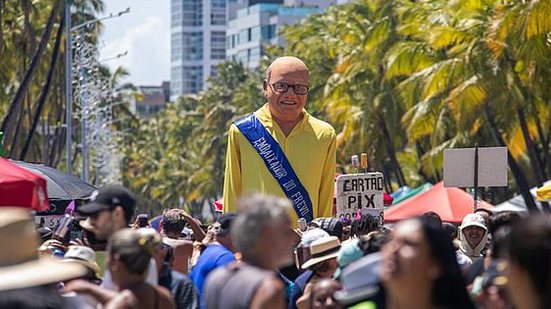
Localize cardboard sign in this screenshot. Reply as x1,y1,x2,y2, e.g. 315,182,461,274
444,147,508,187
336,173,385,224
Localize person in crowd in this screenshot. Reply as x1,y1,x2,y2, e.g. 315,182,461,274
358,231,387,256
422,211,443,227
103,229,175,309
442,222,458,241
471,226,512,309
380,217,475,309
464,211,522,285
77,185,158,289
140,228,199,309
190,224,218,269
308,278,343,309
0,208,88,308
339,217,352,241
161,209,195,274
474,208,494,227
488,211,520,236
223,56,337,226
61,245,103,308
441,222,472,272
312,217,344,241
290,228,330,308
350,214,380,239
459,213,489,263
295,236,341,309
505,215,551,309
204,194,297,309
190,213,237,309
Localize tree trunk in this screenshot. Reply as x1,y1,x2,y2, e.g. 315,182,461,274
8,105,24,158
534,115,550,179
378,113,407,187
517,108,547,183
516,108,550,212
0,0,62,133
484,104,540,212
0,0,4,53
23,0,36,54
19,13,64,161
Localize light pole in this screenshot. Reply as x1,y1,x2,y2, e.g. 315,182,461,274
65,0,73,175
65,4,130,181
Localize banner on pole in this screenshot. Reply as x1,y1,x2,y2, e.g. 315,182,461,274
443,147,508,187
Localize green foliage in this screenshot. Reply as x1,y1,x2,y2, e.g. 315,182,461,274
121,0,551,208
121,60,265,215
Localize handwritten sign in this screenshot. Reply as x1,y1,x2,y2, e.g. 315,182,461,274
336,173,385,224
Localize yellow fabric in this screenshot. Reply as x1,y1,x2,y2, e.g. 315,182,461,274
223,104,336,225
536,183,551,201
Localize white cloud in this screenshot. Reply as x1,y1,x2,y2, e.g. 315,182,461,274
99,0,170,86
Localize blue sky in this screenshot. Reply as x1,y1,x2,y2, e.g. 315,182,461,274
99,0,170,86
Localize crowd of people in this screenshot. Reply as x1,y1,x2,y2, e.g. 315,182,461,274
1,184,551,309
2,56,551,309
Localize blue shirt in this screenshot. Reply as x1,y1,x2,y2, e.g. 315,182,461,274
190,243,235,309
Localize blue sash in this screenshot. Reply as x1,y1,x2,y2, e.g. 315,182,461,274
234,114,314,222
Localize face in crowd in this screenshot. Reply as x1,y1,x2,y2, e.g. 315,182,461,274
263,57,309,122
88,206,126,240
380,220,441,289
463,226,486,249
266,215,296,268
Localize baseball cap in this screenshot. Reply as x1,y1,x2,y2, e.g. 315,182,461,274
313,217,343,239
78,185,136,217
460,213,487,231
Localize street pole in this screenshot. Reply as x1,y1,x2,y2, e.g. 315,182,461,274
473,143,479,211
65,0,72,175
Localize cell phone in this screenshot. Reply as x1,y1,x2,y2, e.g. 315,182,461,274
138,214,149,228
69,228,83,242
54,215,73,240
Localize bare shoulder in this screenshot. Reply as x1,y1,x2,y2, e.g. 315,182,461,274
104,290,134,309
249,278,286,309
156,285,176,309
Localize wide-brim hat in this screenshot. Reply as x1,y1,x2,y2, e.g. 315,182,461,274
61,245,101,276
0,208,87,291
0,257,87,291
301,236,341,269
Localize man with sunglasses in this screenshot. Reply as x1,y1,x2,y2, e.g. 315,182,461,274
76,185,159,291
223,56,336,226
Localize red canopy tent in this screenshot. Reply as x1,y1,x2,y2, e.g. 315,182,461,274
384,182,493,224
0,157,50,212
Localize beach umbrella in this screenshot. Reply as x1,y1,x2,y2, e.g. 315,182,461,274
0,157,49,211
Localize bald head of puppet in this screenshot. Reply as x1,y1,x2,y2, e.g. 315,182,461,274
263,57,310,124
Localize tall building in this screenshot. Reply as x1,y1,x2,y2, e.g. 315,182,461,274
134,82,170,117
170,0,239,100
170,1,341,101
226,1,337,68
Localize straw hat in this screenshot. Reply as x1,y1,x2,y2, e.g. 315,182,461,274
301,236,341,269
0,208,87,291
62,245,101,276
